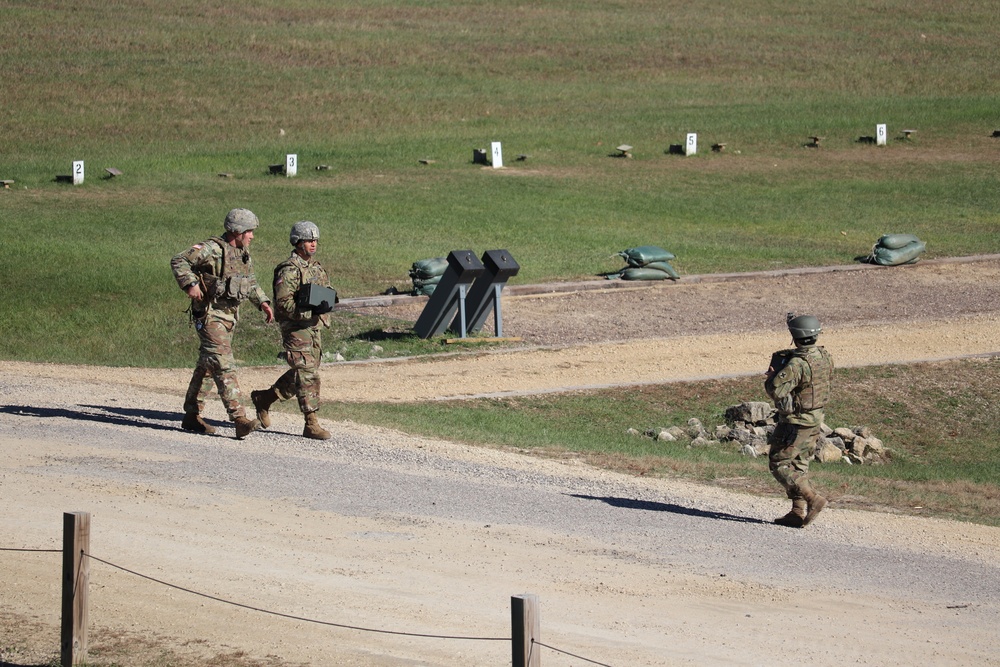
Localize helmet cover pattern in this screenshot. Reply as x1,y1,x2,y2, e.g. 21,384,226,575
224,208,260,234
289,220,320,245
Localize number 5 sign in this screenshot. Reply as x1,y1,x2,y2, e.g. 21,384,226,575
685,133,697,156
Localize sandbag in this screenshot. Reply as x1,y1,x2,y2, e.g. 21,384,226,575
643,260,680,279
620,266,677,281
618,245,676,268
414,283,438,296
876,233,921,250
409,257,449,280
411,275,442,289
870,240,926,266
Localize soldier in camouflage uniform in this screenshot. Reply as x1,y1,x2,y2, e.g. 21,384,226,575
171,208,274,439
251,221,335,440
764,313,834,528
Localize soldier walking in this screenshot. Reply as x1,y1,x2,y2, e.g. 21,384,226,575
171,208,274,439
764,313,834,527
252,221,335,440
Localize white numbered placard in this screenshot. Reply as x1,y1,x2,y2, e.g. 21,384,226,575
72,160,84,185
876,124,887,146
685,133,697,156
285,153,297,177
491,142,503,168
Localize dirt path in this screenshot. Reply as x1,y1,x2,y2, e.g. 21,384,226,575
5,256,1000,404
2,257,1000,667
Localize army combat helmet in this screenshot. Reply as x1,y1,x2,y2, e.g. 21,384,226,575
224,208,260,234
786,313,822,340
289,220,320,245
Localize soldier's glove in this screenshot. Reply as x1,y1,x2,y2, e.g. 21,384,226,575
314,300,333,315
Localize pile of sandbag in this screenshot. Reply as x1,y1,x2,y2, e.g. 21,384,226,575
867,233,926,266
612,245,680,280
409,257,448,296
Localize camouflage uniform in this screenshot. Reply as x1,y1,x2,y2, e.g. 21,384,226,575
269,252,332,414
764,344,834,513
171,236,270,421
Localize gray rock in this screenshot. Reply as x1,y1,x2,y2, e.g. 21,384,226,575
667,426,687,440
686,418,704,438
729,426,755,445
816,442,844,463
833,427,856,443
725,402,775,424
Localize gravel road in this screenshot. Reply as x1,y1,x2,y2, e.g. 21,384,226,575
2,256,1000,666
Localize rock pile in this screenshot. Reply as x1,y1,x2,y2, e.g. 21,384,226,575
634,401,889,465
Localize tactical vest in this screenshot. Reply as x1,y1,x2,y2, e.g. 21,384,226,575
791,345,833,411
204,236,255,306
273,254,329,323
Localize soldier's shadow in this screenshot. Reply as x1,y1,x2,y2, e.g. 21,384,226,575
570,494,769,525
0,404,214,434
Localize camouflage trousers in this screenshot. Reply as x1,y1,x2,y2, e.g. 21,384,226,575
271,325,322,414
183,313,247,421
767,422,821,500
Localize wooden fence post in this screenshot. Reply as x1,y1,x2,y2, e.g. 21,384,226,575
511,593,540,667
61,512,90,667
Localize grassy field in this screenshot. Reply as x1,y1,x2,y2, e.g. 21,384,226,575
1,1,998,529
1,0,998,366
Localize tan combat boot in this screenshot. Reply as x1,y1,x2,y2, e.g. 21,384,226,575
251,388,280,429
801,487,828,526
234,416,260,439
774,499,807,528
181,413,216,435
303,412,331,440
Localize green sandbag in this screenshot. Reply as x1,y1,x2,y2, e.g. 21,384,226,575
618,245,676,267
876,233,921,250
644,260,680,279
870,240,926,266
414,283,437,296
412,275,442,289
409,257,448,280
620,266,678,281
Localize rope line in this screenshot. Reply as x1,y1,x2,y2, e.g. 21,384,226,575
83,552,509,642
534,639,615,667
0,547,61,553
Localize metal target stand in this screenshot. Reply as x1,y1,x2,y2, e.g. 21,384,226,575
413,249,520,340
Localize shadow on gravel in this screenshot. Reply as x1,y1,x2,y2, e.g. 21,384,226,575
570,494,769,525
0,404,209,434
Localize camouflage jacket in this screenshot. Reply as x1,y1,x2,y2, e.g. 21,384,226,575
170,236,269,321
273,252,332,330
764,345,834,427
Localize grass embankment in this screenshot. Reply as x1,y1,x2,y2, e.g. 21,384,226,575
332,357,1000,526
1,0,999,366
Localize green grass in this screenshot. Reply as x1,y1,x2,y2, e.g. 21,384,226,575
330,357,1000,526
2,0,999,367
